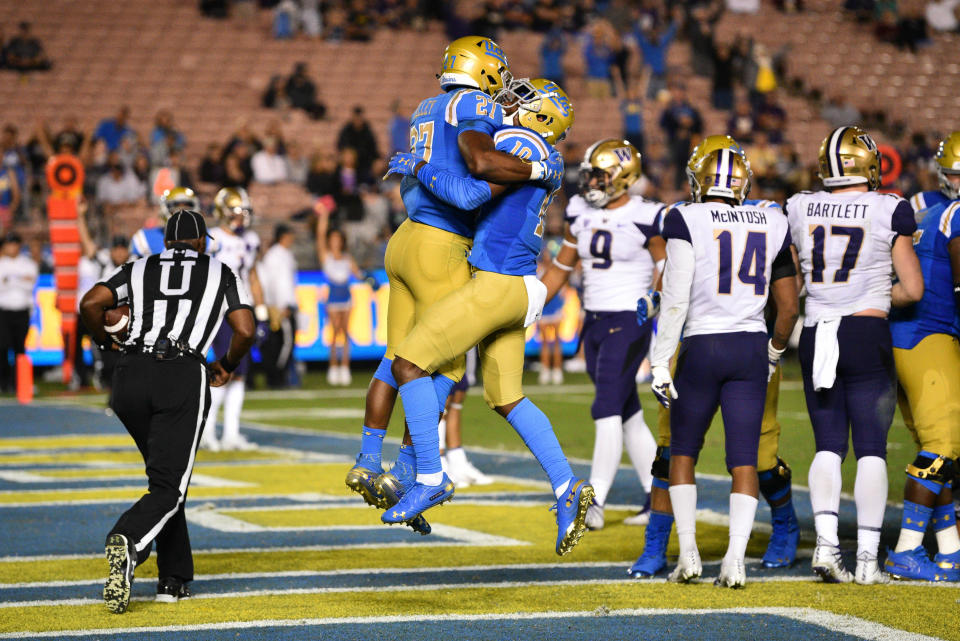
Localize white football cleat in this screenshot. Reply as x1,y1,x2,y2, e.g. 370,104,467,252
538,368,550,386
199,433,221,452
460,458,494,485
339,366,352,386
551,368,564,385
220,434,258,452
812,539,854,583
622,509,651,526
715,556,746,588
326,367,339,386
669,548,702,583
585,503,605,530
855,553,890,585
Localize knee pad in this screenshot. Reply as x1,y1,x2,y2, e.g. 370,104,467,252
373,357,397,389
906,451,953,495
758,457,792,503
651,446,670,489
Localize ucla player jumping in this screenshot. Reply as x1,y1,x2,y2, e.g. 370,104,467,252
343,37,564,535
540,139,662,531
384,79,595,555
909,132,960,214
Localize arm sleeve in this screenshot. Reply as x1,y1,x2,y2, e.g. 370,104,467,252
222,265,254,314
455,91,503,136
650,237,695,368
770,227,796,282
415,162,494,210
96,263,131,307
892,200,918,236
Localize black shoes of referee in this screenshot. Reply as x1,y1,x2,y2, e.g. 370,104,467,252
103,534,137,614
156,576,192,603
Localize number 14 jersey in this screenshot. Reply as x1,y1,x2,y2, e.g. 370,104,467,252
785,190,916,325
566,194,664,312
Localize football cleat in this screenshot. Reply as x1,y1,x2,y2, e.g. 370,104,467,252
812,539,853,583
103,534,136,614
219,434,258,451
627,513,670,578
374,469,432,535
447,455,493,487
623,495,652,526
934,549,960,577
381,474,454,525
886,547,957,582
762,505,800,568
551,478,595,556
585,501,604,530
715,556,746,588
855,553,890,585
345,454,386,509
156,577,192,603
669,549,703,583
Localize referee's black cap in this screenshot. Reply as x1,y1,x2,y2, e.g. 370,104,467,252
165,210,212,242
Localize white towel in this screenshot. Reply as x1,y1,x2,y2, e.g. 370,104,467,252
522,275,548,328
812,318,841,391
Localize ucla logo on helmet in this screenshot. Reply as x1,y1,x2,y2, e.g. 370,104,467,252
542,82,570,116
483,40,508,65
613,147,633,164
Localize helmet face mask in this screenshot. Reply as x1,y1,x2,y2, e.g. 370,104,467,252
579,138,641,208
935,131,960,199
515,79,573,145
817,126,881,190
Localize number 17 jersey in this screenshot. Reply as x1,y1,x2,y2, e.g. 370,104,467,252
785,190,916,325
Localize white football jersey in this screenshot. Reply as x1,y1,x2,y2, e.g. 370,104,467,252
208,227,260,285
664,201,791,337
566,194,664,312
786,190,915,325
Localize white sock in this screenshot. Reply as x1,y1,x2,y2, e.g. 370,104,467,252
220,379,245,442
416,471,444,485
438,417,447,451
936,521,960,555
589,416,623,506
809,450,842,547
206,385,226,442
554,478,571,499
895,528,925,553
623,410,656,494
669,484,698,555
855,455,887,559
726,492,759,561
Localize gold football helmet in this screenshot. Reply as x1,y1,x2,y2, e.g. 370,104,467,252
818,126,881,190
935,131,960,199
689,148,751,205
438,36,510,97
686,135,748,184
515,78,573,145
159,186,199,223
578,138,642,208
214,187,253,230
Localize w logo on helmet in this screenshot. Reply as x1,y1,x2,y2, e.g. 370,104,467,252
855,133,878,152
613,147,633,164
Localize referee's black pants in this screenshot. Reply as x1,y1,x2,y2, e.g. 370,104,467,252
0,308,30,393
108,353,211,582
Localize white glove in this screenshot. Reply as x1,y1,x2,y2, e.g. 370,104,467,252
650,365,678,409
767,339,785,382
255,304,269,322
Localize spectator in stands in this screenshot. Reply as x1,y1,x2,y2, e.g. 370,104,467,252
96,153,146,207
252,137,289,185
93,106,133,153
199,142,226,186
258,223,299,389
262,75,289,110
746,130,780,194
286,141,309,186
710,40,735,110
150,148,195,200
307,150,338,198
532,0,565,32
621,87,645,159
200,0,230,19
0,163,20,233
583,20,616,98
728,98,757,144
42,115,86,155
273,0,298,39
223,142,253,188
302,0,322,37
633,12,679,99
325,3,347,41
4,22,51,72
820,94,861,129
926,0,960,32
336,106,379,183
149,110,185,166
285,62,326,120
540,27,567,87
659,84,703,189
756,92,786,144
346,0,375,41
223,119,261,160
388,100,408,156
334,147,366,221
0,232,37,395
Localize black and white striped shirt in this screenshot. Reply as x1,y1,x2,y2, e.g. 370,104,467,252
98,245,252,354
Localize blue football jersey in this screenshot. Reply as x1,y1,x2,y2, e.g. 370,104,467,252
400,88,504,238
890,200,960,349
909,190,949,215
130,227,165,258
469,127,554,277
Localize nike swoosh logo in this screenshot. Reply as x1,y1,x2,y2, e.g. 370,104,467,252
609,327,622,334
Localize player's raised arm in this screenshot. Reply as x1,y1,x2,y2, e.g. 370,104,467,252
541,224,578,302
459,129,562,186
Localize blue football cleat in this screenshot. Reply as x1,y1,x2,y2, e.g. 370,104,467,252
628,514,672,578
381,473,454,526
762,504,800,568
345,454,386,508
934,549,960,578
374,468,431,536
551,478,595,556
885,546,958,581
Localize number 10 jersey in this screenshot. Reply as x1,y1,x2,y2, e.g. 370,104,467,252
566,194,664,312
785,190,916,325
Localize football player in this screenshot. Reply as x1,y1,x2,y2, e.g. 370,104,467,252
344,37,564,535
908,132,960,214
130,187,199,258
540,139,662,530
385,79,594,555
886,144,960,581
648,147,799,588
201,187,269,452
629,135,802,578
787,126,923,584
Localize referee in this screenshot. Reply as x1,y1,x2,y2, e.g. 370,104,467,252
80,209,255,614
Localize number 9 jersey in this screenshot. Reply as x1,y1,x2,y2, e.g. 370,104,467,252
785,191,916,325
566,193,664,311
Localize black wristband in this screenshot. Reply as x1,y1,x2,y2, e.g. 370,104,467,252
218,355,238,373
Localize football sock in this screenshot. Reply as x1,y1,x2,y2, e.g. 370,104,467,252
590,416,623,506
221,379,244,442
758,463,791,508
398,377,442,484
646,510,674,550
394,443,416,480
855,455,887,559
359,426,386,466
933,502,960,554
669,484,697,556
373,356,397,389
727,492,759,561
895,500,932,552
505,398,573,496
433,374,456,407
207,385,226,440
809,450,842,547
623,410,656,494
437,418,447,454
